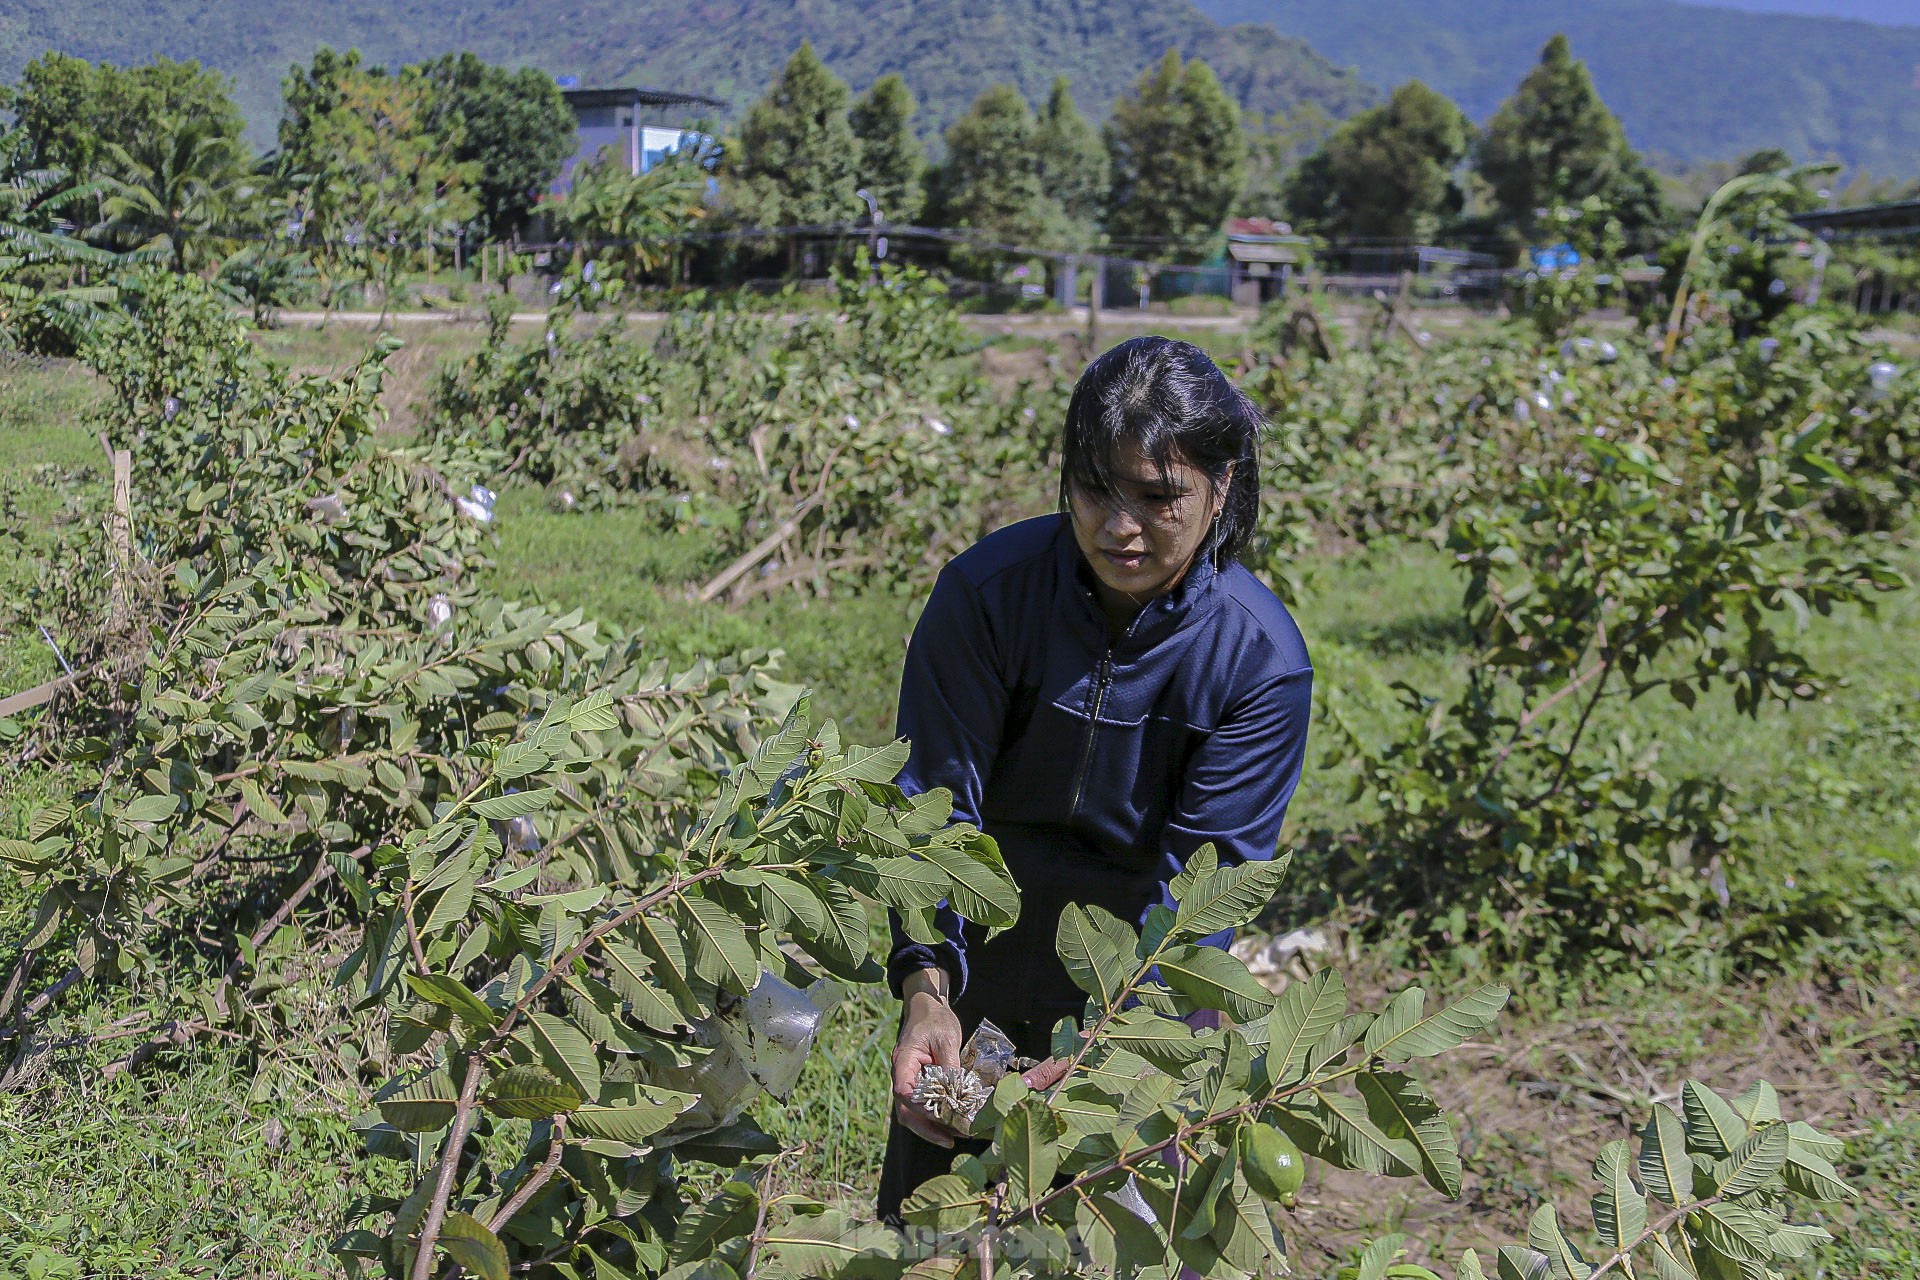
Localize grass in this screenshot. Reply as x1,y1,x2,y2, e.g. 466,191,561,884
0,1054,383,1280
477,488,926,743
0,358,108,691
1,331,1915,1275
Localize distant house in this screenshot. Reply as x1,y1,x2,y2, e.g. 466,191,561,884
548,85,726,198
1226,218,1311,305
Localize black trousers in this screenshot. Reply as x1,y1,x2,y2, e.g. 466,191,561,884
875,1007,1063,1225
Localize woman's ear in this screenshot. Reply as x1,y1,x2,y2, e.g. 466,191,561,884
1213,464,1235,520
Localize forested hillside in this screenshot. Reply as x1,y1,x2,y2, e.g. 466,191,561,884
0,0,1374,149
1695,0,1914,22
9,0,1915,173
1195,0,1920,174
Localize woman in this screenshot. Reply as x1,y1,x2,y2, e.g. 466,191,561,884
877,336,1314,1222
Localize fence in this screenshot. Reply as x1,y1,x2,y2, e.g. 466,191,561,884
1292,270,1508,307
109,212,1889,321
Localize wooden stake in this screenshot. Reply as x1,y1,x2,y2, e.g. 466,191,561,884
97,432,133,621
0,675,78,718
111,450,131,561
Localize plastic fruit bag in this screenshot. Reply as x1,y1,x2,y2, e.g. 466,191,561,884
642,969,841,1141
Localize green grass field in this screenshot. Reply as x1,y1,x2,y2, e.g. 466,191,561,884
1,329,1914,1277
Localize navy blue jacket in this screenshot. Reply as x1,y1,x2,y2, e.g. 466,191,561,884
887,514,1313,1020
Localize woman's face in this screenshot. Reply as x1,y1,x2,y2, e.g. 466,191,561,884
1067,437,1227,609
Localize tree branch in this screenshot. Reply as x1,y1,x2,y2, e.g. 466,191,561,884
410,1052,485,1280
403,860,735,1275
1586,1195,1723,1279
102,850,346,1081
487,1117,568,1234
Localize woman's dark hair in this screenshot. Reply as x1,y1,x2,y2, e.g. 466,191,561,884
1058,336,1264,568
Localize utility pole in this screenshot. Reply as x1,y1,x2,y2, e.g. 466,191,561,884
1088,256,1104,354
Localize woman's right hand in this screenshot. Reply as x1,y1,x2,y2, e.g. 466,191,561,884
892,968,965,1147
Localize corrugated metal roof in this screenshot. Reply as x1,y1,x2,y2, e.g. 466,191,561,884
1227,216,1294,237
563,86,725,111
1792,199,1920,234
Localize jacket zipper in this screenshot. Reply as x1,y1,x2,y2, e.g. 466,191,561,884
1069,651,1114,818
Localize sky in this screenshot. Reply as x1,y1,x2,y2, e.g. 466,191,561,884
1682,0,1917,23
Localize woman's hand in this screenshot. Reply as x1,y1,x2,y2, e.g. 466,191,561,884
892,968,965,1147
1019,1056,1074,1092
1017,1023,1093,1093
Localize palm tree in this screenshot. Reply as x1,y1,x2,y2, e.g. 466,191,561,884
0,126,116,344
551,143,712,281
99,115,255,274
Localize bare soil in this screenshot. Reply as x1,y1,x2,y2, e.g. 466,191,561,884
1272,943,1918,1274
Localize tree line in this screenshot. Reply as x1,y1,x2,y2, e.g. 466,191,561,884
579,34,1683,266
0,30,1855,305
6,49,575,258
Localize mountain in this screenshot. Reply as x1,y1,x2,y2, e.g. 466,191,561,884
0,0,1375,150
1193,0,1920,176
7,0,1913,178
1681,0,1915,24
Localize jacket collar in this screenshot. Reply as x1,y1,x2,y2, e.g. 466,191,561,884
1052,514,1223,654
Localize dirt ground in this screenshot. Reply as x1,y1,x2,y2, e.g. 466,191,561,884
1256,935,1918,1275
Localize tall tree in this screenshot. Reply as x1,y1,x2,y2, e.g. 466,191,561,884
1282,80,1472,242
5,53,244,185
1477,35,1666,243
1105,50,1247,262
99,115,256,272
728,41,862,250
277,47,366,183
1033,77,1107,250
1237,104,1334,219
936,84,1051,262
6,53,247,257
849,74,924,224
413,52,576,241
277,49,478,311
